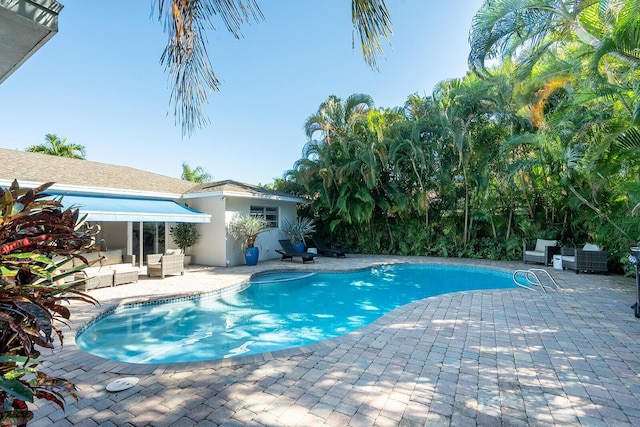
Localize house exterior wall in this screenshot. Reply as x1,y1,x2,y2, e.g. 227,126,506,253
224,197,300,266
96,222,128,250
63,195,304,268
187,196,227,266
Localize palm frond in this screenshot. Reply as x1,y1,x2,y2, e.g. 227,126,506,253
351,0,392,69
157,0,263,137
611,127,640,156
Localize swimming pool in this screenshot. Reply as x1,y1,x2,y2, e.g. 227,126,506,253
76,264,516,364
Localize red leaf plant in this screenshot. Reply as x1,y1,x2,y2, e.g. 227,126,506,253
0,181,99,426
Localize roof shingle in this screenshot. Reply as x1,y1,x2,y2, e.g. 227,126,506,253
0,148,198,194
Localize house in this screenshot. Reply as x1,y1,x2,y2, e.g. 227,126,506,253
0,1,308,267
0,148,308,266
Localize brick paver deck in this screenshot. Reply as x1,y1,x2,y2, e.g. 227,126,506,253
32,255,640,426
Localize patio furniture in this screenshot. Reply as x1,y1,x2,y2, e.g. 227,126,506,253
147,253,185,278
523,239,560,265
276,239,317,263
72,249,138,290
76,268,114,291
311,236,347,258
562,243,608,274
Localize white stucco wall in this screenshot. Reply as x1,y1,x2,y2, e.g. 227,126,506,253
94,222,128,251
224,196,300,266
187,196,227,266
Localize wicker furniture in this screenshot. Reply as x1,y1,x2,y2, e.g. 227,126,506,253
523,239,560,265
73,249,138,290
147,253,185,278
562,243,608,274
77,269,114,291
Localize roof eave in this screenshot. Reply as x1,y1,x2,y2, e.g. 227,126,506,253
182,190,308,204
0,179,184,200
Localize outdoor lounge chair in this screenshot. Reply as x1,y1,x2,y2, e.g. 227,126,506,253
312,236,346,258
561,243,608,274
523,239,560,265
276,239,317,263
146,253,185,278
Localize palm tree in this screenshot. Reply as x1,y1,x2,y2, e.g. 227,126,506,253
25,134,86,159
181,161,212,183
433,73,510,245
304,93,375,146
155,1,392,136
469,0,640,72
468,0,640,124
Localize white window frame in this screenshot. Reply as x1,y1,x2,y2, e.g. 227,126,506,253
250,205,278,228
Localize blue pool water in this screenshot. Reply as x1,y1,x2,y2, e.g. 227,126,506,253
76,264,515,364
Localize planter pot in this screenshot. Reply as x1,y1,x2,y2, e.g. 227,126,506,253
244,247,260,266
293,242,305,253
183,255,192,267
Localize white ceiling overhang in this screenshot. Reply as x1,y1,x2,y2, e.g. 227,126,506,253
0,0,63,84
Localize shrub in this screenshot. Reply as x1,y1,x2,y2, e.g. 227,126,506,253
0,181,98,425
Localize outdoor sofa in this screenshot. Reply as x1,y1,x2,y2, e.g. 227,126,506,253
70,249,138,290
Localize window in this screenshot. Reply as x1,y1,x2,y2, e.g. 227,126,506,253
250,206,278,228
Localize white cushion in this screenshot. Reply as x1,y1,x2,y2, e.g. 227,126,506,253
80,266,114,277
535,239,557,252
562,256,576,263
583,243,602,251
165,248,182,255
106,264,138,273
525,250,544,257
74,251,102,267
100,249,124,266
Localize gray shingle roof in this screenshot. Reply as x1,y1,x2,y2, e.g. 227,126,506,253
0,149,306,202
0,148,199,194
187,179,303,200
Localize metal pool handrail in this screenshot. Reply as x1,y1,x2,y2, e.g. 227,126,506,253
512,268,560,292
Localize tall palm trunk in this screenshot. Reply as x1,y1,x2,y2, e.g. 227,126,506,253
463,166,470,246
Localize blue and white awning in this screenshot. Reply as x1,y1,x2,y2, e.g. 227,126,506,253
54,194,210,223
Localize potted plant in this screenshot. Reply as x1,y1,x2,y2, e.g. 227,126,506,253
169,223,200,266
229,214,269,265
281,217,316,253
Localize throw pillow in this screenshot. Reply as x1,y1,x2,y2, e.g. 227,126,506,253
535,239,557,252
583,243,602,251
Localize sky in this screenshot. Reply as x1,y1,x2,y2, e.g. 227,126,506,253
0,0,485,185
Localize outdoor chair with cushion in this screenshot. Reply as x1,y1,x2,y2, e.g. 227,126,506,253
147,252,185,278
523,239,560,265
311,236,347,258
72,249,138,290
276,239,317,263
562,243,608,274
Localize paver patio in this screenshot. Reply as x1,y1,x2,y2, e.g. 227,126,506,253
32,255,640,426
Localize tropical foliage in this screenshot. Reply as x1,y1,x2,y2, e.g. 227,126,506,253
280,30,640,272
154,0,392,136
281,217,316,243
229,214,269,249
169,222,200,253
180,161,212,183
25,134,86,159
0,181,98,425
